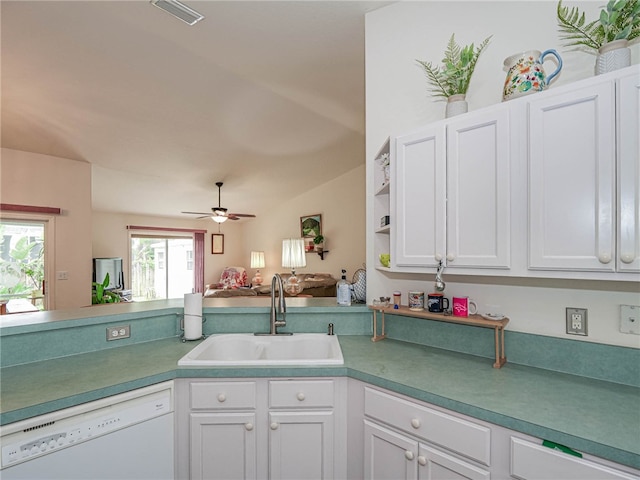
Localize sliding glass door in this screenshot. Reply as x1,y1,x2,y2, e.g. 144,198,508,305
130,234,194,301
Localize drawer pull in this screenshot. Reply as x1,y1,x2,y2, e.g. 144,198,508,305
217,393,226,403
245,423,254,431
417,456,427,466
297,392,306,401
270,422,279,430
410,418,421,429
404,451,415,461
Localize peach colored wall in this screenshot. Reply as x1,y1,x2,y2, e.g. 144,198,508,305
1,148,92,308
91,211,246,289
241,165,366,283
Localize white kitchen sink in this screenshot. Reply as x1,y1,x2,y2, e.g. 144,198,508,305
177,333,344,366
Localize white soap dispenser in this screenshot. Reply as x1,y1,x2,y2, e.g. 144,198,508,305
337,269,352,306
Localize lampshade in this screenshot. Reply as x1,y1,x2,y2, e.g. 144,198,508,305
282,238,306,269
250,251,265,269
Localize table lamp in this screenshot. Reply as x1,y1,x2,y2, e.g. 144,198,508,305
250,251,265,286
282,238,306,296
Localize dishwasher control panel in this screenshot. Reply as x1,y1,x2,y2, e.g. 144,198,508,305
1,382,172,469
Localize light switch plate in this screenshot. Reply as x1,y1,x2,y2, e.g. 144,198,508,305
620,305,640,335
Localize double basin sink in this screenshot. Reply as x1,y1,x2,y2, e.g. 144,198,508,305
178,333,344,366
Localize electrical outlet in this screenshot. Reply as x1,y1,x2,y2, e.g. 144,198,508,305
56,271,68,280
566,308,588,336
620,305,640,335
106,325,130,341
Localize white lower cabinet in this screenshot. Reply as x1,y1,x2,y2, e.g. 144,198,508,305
363,386,491,480
176,378,345,480
190,412,258,480
364,420,489,480
510,437,638,480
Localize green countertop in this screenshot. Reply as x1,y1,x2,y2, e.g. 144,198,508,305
1,335,638,469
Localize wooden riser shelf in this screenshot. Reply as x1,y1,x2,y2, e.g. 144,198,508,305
369,305,509,368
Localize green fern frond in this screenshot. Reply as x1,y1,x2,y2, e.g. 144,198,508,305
416,33,492,98
557,0,640,50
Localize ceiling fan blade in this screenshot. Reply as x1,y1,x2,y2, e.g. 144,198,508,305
182,211,213,216
228,213,256,218
227,215,240,221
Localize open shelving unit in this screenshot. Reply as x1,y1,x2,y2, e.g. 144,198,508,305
373,138,391,270
368,305,509,368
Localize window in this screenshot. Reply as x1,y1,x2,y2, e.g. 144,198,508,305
0,218,49,310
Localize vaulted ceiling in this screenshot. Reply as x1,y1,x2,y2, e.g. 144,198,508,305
1,1,388,219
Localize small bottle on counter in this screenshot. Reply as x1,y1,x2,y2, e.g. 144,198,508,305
337,269,352,306
393,291,401,309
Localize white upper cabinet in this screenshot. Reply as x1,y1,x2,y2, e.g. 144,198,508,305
393,124,446,268
446,106,511,270
527,80,616,272
392,106,511,271
617,70,640,273
372,65,639,281
527,66,639,277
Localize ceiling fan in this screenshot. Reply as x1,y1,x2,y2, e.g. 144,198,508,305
182,182,256,223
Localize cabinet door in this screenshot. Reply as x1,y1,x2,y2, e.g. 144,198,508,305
417,444,490,480
528,81,616,271
269,411,334,480
393,125,446,268
190,412,257,480
617,70,640,273
364,420,418,480
511,437,638,480
446,106,511,269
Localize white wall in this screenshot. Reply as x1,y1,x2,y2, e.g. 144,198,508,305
365,1,640,347
1,148,93,308
242,165,366,282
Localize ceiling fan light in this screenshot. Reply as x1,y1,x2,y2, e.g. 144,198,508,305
150,0,204,26
211,215,228,223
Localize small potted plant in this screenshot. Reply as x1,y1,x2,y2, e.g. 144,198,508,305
313,235,325,253
416,33,492,117
557,0,640,74
92,273,121,305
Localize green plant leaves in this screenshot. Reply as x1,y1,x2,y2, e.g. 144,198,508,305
557,0,640,49
416,33,492,98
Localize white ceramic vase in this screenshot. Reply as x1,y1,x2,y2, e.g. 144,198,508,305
445,94,468,118
596,39,631,75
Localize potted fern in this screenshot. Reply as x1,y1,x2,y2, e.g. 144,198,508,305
416,34,492,117
557,0,640,74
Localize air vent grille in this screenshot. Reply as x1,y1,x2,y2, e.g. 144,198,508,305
150,0,204,26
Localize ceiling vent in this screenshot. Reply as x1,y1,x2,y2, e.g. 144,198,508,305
150,0,204,26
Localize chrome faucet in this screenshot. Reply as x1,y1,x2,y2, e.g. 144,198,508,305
266,273,290,335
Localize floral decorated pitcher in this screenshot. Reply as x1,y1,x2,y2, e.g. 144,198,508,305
502,49,562,101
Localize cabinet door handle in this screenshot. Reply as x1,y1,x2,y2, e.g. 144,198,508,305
417,456,427,466
410,418,421,429
217,393,226,403
296,392,306,401
620,253,635,264
245,423,254,431
404,451,415,461
446,254,455,262
270,422,279,430
598,253,612,264
435,254,443,262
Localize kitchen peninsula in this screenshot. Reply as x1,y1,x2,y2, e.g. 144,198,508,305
0,299,638,477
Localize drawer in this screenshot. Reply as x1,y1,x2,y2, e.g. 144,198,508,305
269,379,334,408
190,381,256,410
511,437,639,480
364,387,491,466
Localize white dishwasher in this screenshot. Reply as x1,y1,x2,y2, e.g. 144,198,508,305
1,381,174,480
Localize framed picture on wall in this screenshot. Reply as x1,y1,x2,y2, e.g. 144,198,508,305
300,214,322,252
212,234,224,254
